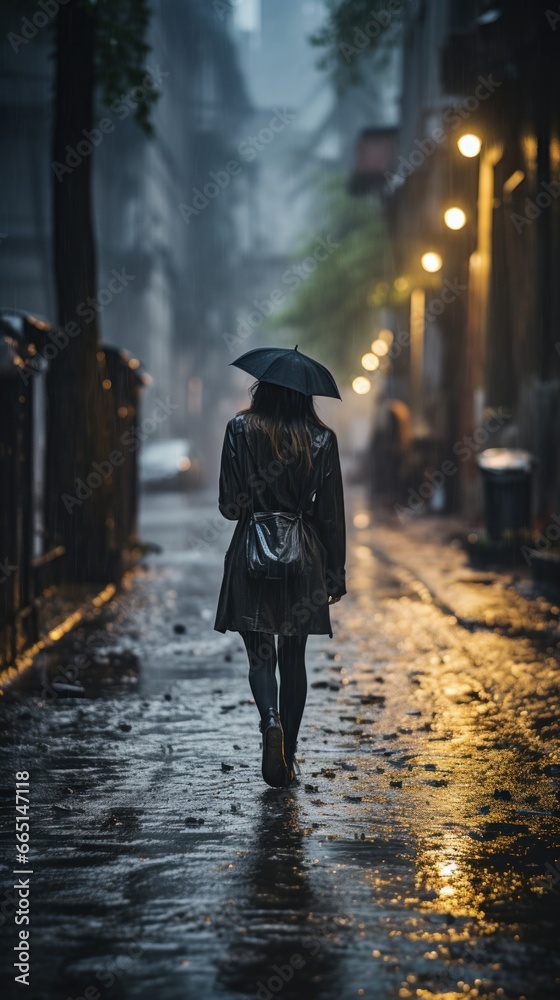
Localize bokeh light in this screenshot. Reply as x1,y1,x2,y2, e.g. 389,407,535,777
361,352,380,371
457,133,482,157
371,339,389,357
352,376,371,394
353,513,370,529
378,328,394,345
393,276,409,293
421,251,443,273
444,207,467,230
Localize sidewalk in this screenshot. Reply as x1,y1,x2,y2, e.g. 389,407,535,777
1,486,559,1000
0,580,118,688
366,510,560,640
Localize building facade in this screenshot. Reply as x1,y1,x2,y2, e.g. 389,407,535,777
375,0,560,520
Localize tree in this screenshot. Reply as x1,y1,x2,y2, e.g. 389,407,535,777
310,0,404,92
46,0,158,582
275,2,407,378
269,174,404,377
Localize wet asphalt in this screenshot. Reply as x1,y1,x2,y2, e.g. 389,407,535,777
1,486,560,1000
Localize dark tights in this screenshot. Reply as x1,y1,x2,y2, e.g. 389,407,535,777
239,630,308,762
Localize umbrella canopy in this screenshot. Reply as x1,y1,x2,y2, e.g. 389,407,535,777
230,345,341,399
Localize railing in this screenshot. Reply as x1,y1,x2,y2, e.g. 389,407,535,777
0,309,149,673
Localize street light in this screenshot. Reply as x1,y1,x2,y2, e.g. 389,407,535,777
457,132,503,511
352,376,371,394
378,328,394,345
444,206,467,230
457,133,482,158
371,339,389,357
393,276,409,293
361,353,379,371
421,251,443,273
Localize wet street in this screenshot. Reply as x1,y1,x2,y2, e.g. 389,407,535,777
1,485,560,1000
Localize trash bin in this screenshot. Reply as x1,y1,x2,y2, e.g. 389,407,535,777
476,448,535,542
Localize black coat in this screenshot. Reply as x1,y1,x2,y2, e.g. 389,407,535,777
213,413,346,637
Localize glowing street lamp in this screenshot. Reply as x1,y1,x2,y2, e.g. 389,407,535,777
352,376,371,394
353,512,370,529
457,133,482,158
444,206,467,230
371,339,388,357
361,353,379,371
393,276,409,293
421,251,443,273
378,328,394,345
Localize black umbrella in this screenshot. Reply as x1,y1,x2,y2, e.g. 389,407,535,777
230,345,341,399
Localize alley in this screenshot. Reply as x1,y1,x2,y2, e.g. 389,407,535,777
1,486,560,1000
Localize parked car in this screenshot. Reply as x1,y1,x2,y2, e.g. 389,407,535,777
139,438,203,491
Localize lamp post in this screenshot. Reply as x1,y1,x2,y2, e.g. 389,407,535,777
458,133,503,511
408,251,443,435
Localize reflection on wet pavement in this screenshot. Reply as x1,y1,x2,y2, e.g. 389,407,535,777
0,487,559,1000
214,792,345,998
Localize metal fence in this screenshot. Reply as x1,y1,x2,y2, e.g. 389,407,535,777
0,309,148,673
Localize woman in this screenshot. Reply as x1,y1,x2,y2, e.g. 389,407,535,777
214,375,346,789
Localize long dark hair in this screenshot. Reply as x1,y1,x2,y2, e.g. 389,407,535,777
238,380,330,471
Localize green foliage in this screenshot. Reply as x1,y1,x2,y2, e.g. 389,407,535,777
270,175,394,376
310,0,404,92
85,0,158,135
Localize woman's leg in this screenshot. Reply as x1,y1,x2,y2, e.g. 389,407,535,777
239,630,278,723
277,634,308,764
240,630,288,787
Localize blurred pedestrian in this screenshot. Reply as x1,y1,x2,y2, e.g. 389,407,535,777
369,398,412,502
214,348,346,788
